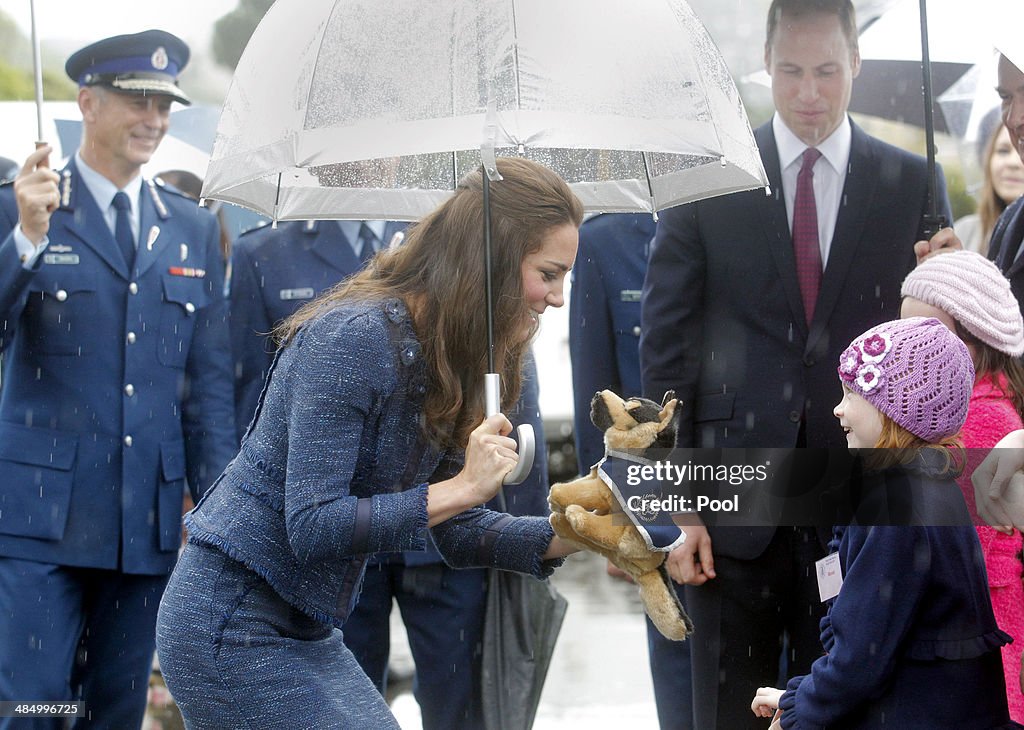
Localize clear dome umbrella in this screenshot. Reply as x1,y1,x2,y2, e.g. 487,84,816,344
201,0,767,488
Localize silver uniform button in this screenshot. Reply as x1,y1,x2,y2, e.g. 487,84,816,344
632,325,641,336
124,384,134,397
126,332,136,344
185,302,195,314
123,435,133,447
129,282,138,295
55,289,68,302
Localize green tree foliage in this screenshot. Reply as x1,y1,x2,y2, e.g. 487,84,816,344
211,0,275,71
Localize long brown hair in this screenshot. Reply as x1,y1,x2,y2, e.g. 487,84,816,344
276,157,584,448
955,322,1024,421
976,124,1014,249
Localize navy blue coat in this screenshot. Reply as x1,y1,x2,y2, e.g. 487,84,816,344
0,159,236,575
569,213,654,474
228,220,549,560
988,195,1024,319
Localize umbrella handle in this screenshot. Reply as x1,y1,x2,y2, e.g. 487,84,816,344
484,373,537,486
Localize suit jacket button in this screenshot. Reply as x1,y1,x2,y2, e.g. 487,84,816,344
788,410,801,423
55,289,68,302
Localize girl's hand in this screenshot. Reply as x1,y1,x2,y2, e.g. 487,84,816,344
751,687,784,718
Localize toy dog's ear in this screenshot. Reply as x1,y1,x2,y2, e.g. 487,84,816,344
661,390,676,408
657,398,678,433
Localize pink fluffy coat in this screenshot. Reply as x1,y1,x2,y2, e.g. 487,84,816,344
958,373,1024,722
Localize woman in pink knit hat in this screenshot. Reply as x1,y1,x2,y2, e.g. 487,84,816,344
901,249,1024,722
751,317,1015,729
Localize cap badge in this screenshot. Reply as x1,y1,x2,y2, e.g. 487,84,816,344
151,46,169,71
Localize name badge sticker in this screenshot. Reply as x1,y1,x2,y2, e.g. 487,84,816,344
815,552,843,602
620,289,642,302
43,253,80,265
280,287,315,301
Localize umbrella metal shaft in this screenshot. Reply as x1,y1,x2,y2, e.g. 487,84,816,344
918,0,945,236
29,0,45,146
483,168,496,374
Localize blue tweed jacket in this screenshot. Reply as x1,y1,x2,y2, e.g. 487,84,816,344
186,297,557,625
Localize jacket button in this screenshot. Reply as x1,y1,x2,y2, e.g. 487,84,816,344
129,282,138,295
185,302,195,314
788,410,801,423
123,435,133,447
803,355,815,367
55,289,68,302
124,384,134,397
126,332,136,344
632,325,641,336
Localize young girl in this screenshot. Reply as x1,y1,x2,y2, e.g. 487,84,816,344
901,250,1024,722
751,317,1015,729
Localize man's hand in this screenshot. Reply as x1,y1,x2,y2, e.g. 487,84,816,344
13,146,59,246
913,226,961,265
665,523,715,585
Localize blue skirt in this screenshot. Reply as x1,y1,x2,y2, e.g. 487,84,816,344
156,542,398,729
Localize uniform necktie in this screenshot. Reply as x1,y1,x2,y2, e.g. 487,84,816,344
112,191,136,271
793,148,822,325
358,223,378,265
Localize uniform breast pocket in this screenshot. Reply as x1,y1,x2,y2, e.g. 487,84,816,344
25,276,98,355
0,423,78,540
158,275,210,368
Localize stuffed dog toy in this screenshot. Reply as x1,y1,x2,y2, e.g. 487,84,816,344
549,390,693,641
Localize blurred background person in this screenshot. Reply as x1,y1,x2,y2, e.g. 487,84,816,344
955,110,1024,254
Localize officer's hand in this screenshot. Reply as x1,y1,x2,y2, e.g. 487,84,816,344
665,524,715,585
14,146,60,246
913,227,961,265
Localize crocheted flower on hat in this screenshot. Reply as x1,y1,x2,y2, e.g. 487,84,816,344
859,332,891,362
855,363,882,392
838,349,862,382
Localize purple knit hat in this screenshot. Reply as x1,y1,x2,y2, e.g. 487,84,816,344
837,317,975,442
900,250,1024,356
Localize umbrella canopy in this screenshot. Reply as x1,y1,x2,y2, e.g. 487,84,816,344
202,0,767,221
850,0,1004,132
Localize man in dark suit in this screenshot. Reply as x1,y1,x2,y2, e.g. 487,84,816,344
229,219,550,729
569,213,693,730
640,1,952,727
0,31,235,729
988,52,1024,312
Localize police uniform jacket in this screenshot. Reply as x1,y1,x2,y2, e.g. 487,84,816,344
0,158,236,575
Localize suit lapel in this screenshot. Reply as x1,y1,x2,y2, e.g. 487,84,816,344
754,124,808,338
311,221,361,273
996,199,1024,276
135,180,173,277
807,122,876,352
55,160,129,280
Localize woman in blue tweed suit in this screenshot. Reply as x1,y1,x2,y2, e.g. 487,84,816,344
156,158,583,728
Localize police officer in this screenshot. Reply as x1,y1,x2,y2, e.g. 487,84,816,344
0,30,235,729
229,219,550,728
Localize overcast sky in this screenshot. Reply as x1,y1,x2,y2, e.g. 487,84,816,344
6,0,239,55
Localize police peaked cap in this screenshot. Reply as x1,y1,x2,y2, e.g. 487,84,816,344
65,29,191,106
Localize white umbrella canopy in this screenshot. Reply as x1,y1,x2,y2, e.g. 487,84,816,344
202,0,768,221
